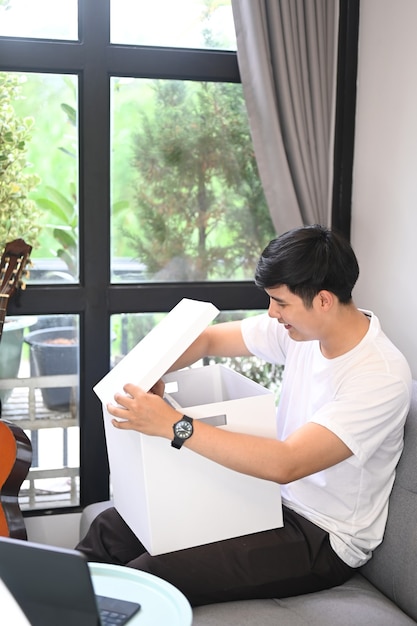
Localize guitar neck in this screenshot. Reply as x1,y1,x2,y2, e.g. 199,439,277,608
0,239,32,346
0,294,9,343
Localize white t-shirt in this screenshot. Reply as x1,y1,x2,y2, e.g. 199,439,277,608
241,310,412,567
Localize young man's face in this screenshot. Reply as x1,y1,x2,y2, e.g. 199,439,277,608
266,284,323,342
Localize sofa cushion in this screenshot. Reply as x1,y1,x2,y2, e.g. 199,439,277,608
361,380,417,622
79,500,113,541
192,574,416,625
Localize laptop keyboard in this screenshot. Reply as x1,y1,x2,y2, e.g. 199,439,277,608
100,608,132,626
96,594,141,625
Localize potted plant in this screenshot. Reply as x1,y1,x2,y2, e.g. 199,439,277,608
0,71,42,402
24,323,79,411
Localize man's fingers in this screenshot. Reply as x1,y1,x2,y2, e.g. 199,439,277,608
111,418,130,429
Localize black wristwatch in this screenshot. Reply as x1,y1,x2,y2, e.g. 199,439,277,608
171,415,194,449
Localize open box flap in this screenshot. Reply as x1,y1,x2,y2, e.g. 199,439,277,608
93,298,219,405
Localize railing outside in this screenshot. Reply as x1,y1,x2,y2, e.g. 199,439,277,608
0,374,79,509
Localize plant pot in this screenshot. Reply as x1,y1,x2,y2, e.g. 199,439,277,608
29,314,76,332
24,326,79,412
0,316,38,404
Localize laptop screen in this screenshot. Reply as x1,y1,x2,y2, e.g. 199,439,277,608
0,537,102,626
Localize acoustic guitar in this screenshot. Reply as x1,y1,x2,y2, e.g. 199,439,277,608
0,238,33,540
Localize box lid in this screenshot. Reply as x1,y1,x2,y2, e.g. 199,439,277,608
93,298,219,405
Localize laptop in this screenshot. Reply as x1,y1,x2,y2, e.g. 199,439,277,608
0,536,141,626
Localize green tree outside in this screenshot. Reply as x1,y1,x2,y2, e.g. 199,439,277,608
114,79,275,281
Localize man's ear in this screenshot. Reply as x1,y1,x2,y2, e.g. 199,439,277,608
317,290,334,310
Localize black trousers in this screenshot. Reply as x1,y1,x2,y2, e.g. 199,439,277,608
76,505,354,607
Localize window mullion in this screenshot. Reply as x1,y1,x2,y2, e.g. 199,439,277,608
77,0,112,506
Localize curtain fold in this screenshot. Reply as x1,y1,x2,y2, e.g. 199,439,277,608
232,0,339,231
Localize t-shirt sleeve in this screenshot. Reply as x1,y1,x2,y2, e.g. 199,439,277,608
310,373,410,466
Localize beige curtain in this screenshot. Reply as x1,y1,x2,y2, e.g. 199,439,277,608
232,0,339,232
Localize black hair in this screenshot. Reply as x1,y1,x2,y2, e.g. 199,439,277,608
255,225,359,307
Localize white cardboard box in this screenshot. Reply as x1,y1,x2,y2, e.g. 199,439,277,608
94,298,282,555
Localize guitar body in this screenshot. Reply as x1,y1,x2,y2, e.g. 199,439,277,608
0,239,33,539
0,421,32,539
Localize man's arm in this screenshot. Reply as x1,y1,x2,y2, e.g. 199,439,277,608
168,320,253,371
183,419,352,484
108,385,353,484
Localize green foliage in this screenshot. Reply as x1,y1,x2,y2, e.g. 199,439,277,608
118,79,275,281
0,72,41,251
35,183,78,276
30,94,78,276
11,73,78,260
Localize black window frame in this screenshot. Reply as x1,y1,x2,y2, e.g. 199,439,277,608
2,0,358,516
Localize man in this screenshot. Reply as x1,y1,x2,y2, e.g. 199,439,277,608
77,225,412,607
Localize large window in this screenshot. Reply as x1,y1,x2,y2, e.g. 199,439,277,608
0,0,272,515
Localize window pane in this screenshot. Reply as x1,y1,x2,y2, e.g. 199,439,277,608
1,72,79,283
111,311,282,400
0,0,78,40
110,0,236,50
0,315,80,510
110,78,275,283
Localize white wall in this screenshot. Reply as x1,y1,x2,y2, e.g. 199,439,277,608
351,0,417,378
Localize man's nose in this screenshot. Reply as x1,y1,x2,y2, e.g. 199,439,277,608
268,300,281,319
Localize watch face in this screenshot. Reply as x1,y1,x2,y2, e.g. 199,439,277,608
175,419,193,439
